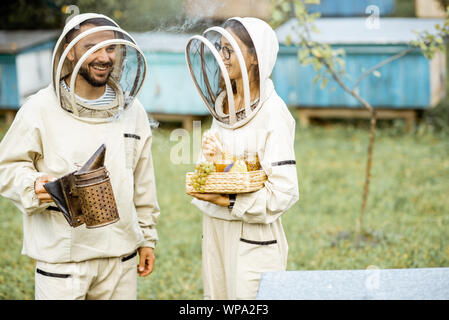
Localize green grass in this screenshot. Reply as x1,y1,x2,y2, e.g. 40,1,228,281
0,117,448,299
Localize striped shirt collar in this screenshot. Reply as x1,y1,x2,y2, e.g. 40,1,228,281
60,79,116,107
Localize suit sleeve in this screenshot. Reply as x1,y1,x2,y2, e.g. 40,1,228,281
0,110,49,215
230,117,299,224
133,129,160,249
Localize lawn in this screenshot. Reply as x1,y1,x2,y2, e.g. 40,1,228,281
0,114,448,300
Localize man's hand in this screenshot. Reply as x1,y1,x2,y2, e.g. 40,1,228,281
34,175,56,203
137,247,155,277
186,192,230,207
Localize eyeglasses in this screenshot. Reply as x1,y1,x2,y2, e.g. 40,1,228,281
214,42,233,60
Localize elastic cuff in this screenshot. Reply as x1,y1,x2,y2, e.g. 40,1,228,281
23,171,51,215
140,240,156,249
230,193,254,218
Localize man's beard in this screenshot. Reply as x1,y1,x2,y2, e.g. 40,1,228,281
78,62,113,87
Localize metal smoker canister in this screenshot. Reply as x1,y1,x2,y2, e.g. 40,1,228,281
74,166,120,228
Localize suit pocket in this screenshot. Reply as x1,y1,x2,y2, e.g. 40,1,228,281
36,268,71,278
235,238,283,299
124,133,140,169
237,238,282,272
35,261,75,299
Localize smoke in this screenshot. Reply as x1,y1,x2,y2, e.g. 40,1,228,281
158,0,226,33
141,0,226,133
148,117,160,129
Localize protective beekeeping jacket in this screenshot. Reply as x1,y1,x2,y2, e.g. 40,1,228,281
186,17,299,299
187,16,299,225
0,13,160,263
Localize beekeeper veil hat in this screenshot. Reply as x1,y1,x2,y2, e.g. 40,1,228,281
51,13,147,120
185,17,278,129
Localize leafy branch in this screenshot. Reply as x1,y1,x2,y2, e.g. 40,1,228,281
270,0,449,235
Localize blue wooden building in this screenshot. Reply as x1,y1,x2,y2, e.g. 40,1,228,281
0,31,57,123
130,32,207,129
0,31,206,129
306,0,396,17
274,18,446,128
3,17,443,130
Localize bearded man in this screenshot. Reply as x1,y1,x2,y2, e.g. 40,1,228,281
0,13,160,300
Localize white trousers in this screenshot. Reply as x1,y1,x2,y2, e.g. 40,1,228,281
202,214,288,300
34,251,138,300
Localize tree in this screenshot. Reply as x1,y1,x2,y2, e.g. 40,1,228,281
270,0,449,238
0,0,185,31
438,0,449,11
0,0,63,29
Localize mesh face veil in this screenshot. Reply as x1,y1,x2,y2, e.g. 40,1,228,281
51,14,147,120
185,19,260,128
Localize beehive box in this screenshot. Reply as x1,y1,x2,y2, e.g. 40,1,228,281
306,0,395,16
274,18,446,110
0,31,57,123
130,32,209,129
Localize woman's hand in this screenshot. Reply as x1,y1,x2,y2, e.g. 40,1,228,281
187,192,230,207
202,131,223,162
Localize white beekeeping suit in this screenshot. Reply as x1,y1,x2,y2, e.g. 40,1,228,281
0,13,159,299
186,17,299,299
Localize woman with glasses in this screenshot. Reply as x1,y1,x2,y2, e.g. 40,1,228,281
186,17,299,300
